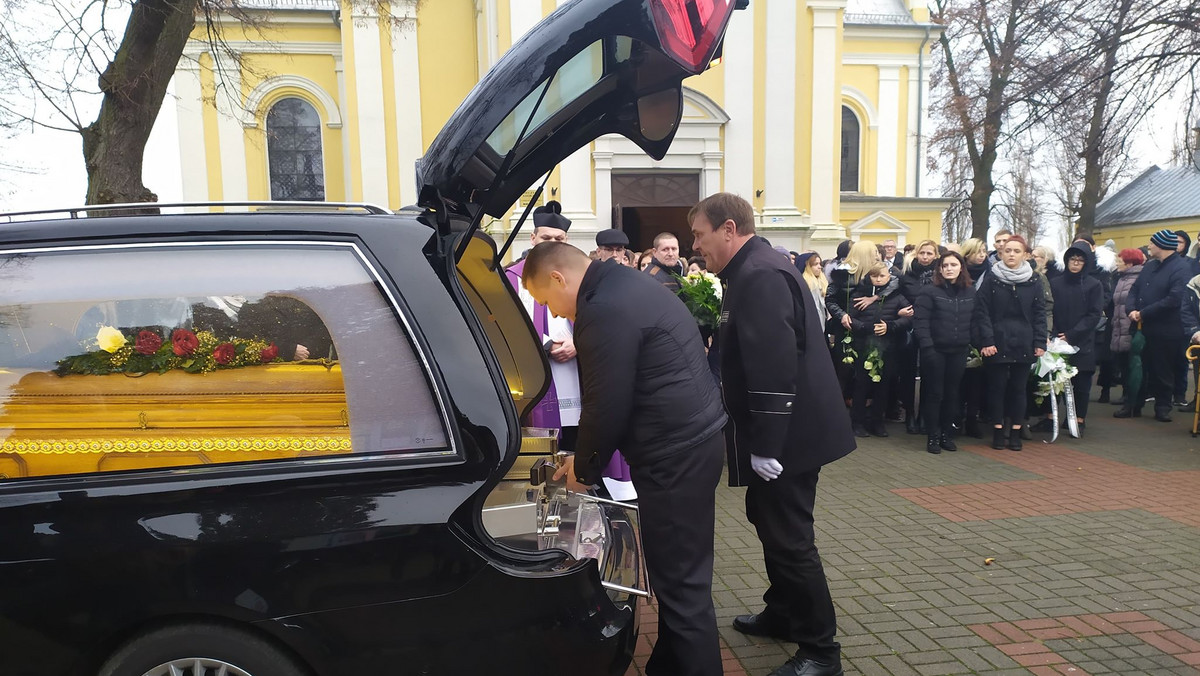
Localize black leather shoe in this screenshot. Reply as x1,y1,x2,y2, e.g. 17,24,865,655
939,434,957,452
1030,418,1054,433
852,424,870,438
1098,389,1110,404
1113,407,1136,418
1007,428,1023,451
1179,399,1196,412
926,436,942,454
768,657,844,676
868,422,889,437
991,427,1006,450
1155,411,1173,423
965,418,983,438
732,613,789,640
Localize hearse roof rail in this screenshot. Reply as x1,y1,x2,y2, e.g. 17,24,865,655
0,201,392,223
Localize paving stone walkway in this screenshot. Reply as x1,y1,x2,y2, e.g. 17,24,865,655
627,402,1200,675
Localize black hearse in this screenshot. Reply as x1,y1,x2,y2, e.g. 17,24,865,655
0,0,737,674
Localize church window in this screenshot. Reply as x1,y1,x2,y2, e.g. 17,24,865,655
840,105,861,193
267,97,326,201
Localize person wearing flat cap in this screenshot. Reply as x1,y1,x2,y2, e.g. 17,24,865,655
596,229,630,265
503,201,583,449
1123,228,1192,422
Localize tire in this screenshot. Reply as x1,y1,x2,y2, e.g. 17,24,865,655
98,623,308,676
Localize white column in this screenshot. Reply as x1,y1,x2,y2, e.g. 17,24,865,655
560,145,596,226
909,57,932,197
351,9,389,205
702,151,723,197
722,5,754,202
510,0,542,46
335,56,352,201
174,60,209,201
392,0,423,207
212,55,248,203
808,0,846,227
876,64,901,197
762,0,799,220
593,148,614,231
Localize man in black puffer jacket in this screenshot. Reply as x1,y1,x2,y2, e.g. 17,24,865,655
1124,229,1193,422
524,242,727,676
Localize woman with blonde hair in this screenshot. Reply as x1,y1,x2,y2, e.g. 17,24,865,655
796,252,830,329
961,238,988,283
826,240,880,330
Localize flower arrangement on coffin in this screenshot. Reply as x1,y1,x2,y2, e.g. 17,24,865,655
1032,337,1080,440
55,326,283,376
675,271,723,334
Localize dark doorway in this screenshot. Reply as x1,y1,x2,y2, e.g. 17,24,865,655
611,173,701,256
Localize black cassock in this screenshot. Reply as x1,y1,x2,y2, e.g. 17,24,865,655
571,260,727,676
716,236,855,664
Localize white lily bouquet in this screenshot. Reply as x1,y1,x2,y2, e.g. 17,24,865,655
676,271,723,335
1032,337,1080,440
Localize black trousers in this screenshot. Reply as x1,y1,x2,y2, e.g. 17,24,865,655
632,431,725,676
920,347,968,436
746,468,839,663
1145,334,1186,416
850,356,895,425
985,361,1029,426
1072,370,1094,420
897,343,918,418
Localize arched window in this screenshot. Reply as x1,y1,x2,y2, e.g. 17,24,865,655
267,97,325,201
840,105,861,193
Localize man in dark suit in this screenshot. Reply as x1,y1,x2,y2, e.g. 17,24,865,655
690,192,856,676
523,242,728,676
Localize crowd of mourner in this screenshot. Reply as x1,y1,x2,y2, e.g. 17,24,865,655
580,222,1200,454
505,194,1199,676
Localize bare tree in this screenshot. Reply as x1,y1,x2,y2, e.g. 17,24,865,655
993,151,1047,245
929,0,1065,240
0,0,402,208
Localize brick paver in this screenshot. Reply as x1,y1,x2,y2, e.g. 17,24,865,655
625,398,1200,675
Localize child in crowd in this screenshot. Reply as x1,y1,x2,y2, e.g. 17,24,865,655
847,262,911,438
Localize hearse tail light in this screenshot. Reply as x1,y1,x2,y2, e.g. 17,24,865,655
648,0,735,72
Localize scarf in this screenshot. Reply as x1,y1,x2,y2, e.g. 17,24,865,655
990,259,1033,284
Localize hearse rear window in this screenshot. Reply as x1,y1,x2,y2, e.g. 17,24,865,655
0,244,447,480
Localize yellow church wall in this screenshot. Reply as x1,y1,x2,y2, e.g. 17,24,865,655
188,21,340,46
417,0,481,151
238,53,345,202
843,39,923,56
687,63,725,112
752,0,767,214
338,6,363,201
839,205,947,245
840,64,878,196
1096,219,1200,253
199,53,223,203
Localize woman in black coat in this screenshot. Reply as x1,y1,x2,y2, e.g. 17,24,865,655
972,235,1048,451
1035,245,1103,433
846,262,911,437
914,251,975,454
895,240,938,433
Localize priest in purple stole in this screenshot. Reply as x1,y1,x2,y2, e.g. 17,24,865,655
505,202,632,494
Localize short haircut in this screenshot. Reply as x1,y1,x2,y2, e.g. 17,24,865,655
1118,248,1146,266
934,251,971,288
688,192,756,236
653,232,678,248
1073,233,1096,246
687,256,706,270
1004,234,1030,252
995,228,1013,238
522,241,589,286
867,261,890,278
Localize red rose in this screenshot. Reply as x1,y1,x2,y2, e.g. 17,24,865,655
171,329,199,356
213,342,236,365
134,330,162,355
260,343,279,362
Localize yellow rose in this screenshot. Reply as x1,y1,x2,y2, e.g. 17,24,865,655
96,326,128,353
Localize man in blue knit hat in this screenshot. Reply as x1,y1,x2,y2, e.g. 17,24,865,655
1120,229,1192,421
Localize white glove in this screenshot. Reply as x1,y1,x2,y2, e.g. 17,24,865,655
750,455,784,481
